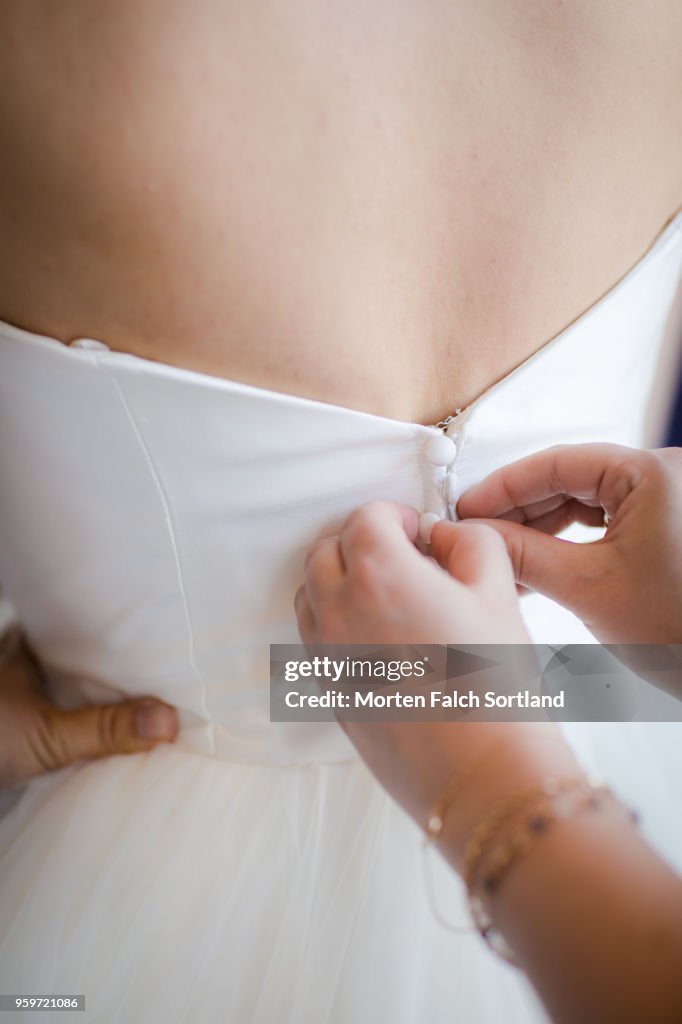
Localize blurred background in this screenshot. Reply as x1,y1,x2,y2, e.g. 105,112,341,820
668,376,682,446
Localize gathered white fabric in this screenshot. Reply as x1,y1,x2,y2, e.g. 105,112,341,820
0,210,681,1023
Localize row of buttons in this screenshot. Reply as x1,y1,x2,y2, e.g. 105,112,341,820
418,431,458,543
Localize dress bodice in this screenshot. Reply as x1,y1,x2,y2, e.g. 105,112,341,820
1,210,681,764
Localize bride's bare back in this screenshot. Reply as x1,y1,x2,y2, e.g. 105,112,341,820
0,0,681,423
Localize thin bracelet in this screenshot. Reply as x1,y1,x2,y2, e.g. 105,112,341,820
420,777,595,941
423,736,515,840
462,775,589,892
466,782,639,965
422,757,585,934
420,737,526,935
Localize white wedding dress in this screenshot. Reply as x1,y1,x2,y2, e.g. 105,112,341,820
1,210,681,1024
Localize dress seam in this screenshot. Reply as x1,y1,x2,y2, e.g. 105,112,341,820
108,373,215,754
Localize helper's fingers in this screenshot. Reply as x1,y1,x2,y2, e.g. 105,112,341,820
339,502,420,570
497,492,603,526
519,498,607,536
35,698,179,771
304,537,345,596
294,584,316,643
429,521,515,588
462,517,601,608
457,444,645,523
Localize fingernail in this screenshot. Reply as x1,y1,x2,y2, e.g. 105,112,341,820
134,701,176,740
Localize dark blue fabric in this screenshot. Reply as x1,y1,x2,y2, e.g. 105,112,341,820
666,373,682,446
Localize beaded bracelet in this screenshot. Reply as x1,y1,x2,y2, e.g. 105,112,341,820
421,767,588,937
466,780,639,965
461,775,589,892
422,754,588,935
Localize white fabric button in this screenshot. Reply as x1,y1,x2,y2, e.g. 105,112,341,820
69,338,110,351
418,512,441,544
423,434,457,467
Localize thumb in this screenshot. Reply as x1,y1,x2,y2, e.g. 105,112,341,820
41,698,179,769
463,517,601,611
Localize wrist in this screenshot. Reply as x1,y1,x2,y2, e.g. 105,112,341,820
431,723,584,873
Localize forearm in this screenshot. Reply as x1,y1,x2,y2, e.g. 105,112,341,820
491,812,682,1024
435,729,682,1024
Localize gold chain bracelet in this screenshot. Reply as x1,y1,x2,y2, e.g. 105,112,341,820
461,775,588,892
466,780,639,965
423,737,514,840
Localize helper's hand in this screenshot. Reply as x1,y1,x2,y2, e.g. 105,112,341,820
0,625,179,788
296,501,572,848
457,444,682,643
295,500,529,645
